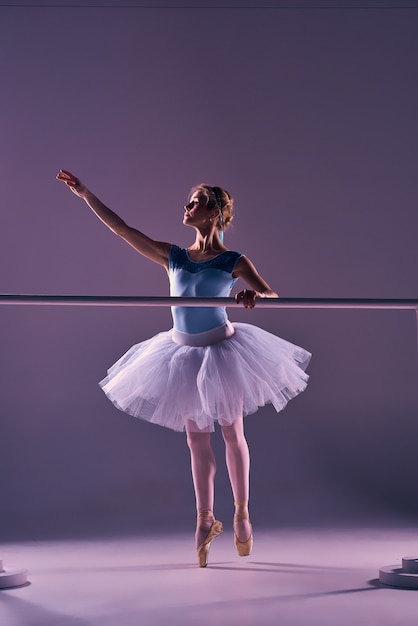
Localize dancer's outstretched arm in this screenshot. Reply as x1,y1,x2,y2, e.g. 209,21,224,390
56,169,170,268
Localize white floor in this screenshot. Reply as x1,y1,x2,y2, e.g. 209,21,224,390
1,528,417,626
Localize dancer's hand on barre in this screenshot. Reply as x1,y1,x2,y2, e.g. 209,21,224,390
56,169,89,199
235,289,258,309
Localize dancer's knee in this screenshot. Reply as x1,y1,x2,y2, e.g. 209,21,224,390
186,428,212,452
221,419,246,447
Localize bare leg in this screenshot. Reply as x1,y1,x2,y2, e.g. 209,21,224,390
221,417,252,543
185,421,217,549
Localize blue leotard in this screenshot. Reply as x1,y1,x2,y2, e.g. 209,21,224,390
168,244,242,334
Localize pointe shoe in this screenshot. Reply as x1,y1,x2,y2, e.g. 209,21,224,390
196,520,223,568
234,530,253,557
233,502,253,556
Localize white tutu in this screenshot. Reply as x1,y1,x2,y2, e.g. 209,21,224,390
99,322,311,432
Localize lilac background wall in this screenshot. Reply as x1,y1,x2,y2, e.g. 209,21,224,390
1,0,418,541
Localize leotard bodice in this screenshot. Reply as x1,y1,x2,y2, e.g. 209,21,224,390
168,244,243,333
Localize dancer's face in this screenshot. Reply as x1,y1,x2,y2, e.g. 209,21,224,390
183,192,211,228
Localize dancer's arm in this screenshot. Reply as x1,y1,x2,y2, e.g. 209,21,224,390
56,169,170,268
233,256,278,308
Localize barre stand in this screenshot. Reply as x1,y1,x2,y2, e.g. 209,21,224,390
380,557,418,589
0,561,27,589
1,294,418,589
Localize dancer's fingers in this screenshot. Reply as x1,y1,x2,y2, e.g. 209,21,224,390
235,290,257,308
56,169,69,180
56,169,77,183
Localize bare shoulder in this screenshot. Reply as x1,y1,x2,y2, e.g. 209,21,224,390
232,254,257,276
232,254,277,296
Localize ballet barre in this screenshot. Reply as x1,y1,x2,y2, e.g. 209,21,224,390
1,295,418,310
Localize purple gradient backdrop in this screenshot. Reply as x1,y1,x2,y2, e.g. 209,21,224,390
1,1,418,540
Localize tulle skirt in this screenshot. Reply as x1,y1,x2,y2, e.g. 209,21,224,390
99,322,311,432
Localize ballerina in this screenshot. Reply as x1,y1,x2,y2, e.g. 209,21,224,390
56,169,311,567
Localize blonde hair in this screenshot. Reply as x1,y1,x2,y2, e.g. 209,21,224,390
189,184,234,231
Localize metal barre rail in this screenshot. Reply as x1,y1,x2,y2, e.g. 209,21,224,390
1,294,418,310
